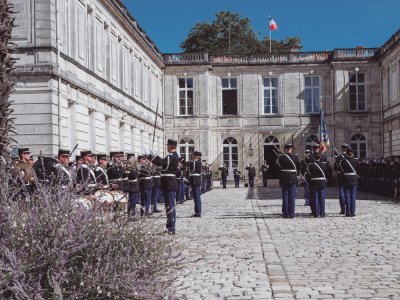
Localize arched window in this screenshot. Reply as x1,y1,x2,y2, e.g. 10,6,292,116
305,135,319,150
350,133,367,158
223,137,238,176
264,136,279,145
179,137,194,161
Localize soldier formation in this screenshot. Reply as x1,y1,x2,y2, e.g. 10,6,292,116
6,139,213,235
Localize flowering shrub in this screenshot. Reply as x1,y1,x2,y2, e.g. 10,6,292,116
0,167,183,299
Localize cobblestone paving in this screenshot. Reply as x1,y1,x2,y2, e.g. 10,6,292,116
173,183,400,299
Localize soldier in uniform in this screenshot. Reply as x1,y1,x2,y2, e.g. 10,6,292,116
94,153,109,188
137,155,153,216
185,151,203,217
307,152,329,217
13,147,35,194
233,165,241,188
126,157,140,219
260,162,269,187
276,143,300,218
312,143,332,182
57,149,72,187
340,147,359,216
334,143,348,214
76,150,97,194
176,157,185,204
147,139,180,235
151,165,162,213
245,164,256,188
219,164,229,188
300,149,312,207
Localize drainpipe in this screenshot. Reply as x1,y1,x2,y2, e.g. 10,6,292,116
379,64,384,156
207,65,212,168
331,63,336,158
55,0,62,153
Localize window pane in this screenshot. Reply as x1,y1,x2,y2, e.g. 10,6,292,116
188,107,193,115
232,153,238,161
230,78,237,88
186,78,193,88
350,102,357,111
305,77,311,86
272,106,278,114
271,78,278,87
313,77,319,86
358,85,365,94
222,78,229,88
222,90,238,115
179,107,185,115
263,78,270,86
232,147,238,154
187,90,193,98
349,74,356,83
223,147,229,153
349,86,357,94
358,73,365,82
358,101,365,111
179,78,185,88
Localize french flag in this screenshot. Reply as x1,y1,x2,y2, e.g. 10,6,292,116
269,17,278,31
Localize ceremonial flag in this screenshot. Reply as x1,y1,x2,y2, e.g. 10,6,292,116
319,109,330,153
269,17,278,31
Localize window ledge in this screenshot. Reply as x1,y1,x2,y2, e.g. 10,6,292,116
259,114,283,118
219,115,240,118
176,115,196,118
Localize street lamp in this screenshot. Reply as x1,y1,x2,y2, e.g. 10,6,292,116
248,138,254,157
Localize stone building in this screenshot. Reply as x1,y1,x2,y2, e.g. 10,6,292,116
10,0,164,157
9,0,400,180
163,51,382,178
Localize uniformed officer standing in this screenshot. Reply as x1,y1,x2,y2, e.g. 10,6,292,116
276,143,300,218
94,153,109,188
307,152,329,217
219,164,229,188
76,150,97,194
57,149,72,187
147,139,180,235
245,164,256,188
340,147,359,217
300,149,312,207
233,165,241,188
185,151,203,217
260,163,269,187
334,144,349,214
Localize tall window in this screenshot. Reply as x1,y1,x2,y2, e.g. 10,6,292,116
304,76,320,113
178,78,193,115
349,73,366,111
305,135,319,151
179,138,194,161
223,137,238,171
350,133,367,158
263,78,278,114
222,78,238,115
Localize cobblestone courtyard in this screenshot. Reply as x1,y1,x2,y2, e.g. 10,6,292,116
173,184,400,299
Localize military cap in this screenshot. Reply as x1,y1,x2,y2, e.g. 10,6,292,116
341,143,349,149
304,149,311,154
137,155,146,160
284,143,293,149
18,147,30,156
312,142,321,148
58,149,70,157
110,151,121,157
193,151,202,157
97,153,107,160
80,150,93,157
126,153,135,159
346,147,354,153
166,139,178,146
75,155,82,161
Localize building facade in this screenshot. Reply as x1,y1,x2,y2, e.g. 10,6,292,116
11,0,164,157
163,51,382,178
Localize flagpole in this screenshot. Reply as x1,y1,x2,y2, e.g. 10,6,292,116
269,28,272,53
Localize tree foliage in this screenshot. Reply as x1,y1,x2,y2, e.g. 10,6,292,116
180,11,302,55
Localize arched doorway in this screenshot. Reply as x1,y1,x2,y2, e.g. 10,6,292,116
223,137,238,180
263,136,280,179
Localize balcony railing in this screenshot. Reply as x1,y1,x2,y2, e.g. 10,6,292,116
163,48,380,65
333,48,379,59
163,53,209,64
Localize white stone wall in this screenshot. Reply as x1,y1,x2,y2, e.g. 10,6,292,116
10,0,164,158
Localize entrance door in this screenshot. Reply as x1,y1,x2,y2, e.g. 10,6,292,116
223,137,238,180
263,136,280,179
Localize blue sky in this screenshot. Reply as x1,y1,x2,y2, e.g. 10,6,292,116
122,0,400,53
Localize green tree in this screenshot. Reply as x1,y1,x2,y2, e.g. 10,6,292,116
180,11,302,55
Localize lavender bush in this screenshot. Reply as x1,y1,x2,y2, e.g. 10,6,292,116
0,168,183,299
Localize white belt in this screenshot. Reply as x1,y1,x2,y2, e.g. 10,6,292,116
281,169,296,172
189,174,201,176
140,177,152,180
153,176,161,178
128,180,138,183
103,185,109,189
87,184,97,188
161,174,176,177
344,173,356,175
311,178,326,180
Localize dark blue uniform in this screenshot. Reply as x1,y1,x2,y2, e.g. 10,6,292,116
148,151,179,234
185,160,202,217
276,153,300,218
307,159,328,217
245,165,256,187
219,166,229,188
338,155,359,216
233,168,241,188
